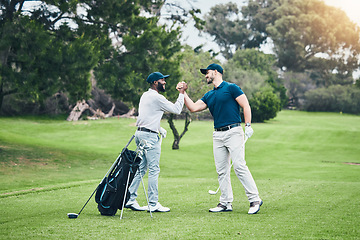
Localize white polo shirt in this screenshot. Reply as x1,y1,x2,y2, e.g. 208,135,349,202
136,89,184,133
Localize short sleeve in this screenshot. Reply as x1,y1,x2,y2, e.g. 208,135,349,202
229,83,244,99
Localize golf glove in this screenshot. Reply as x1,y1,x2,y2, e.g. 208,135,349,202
159,127,167,138
245,125,254,139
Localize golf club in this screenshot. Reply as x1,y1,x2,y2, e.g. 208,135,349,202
208,136,248,195
120,139,153,219
137,139,153,218
67,135,135,219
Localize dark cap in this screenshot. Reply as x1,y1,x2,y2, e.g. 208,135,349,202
200,63,223,75
146,72,170,83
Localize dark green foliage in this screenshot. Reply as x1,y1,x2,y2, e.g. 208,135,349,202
230,48,276,75
356,79,360,89
177,45,216,102
1,16,63,104
95,22,182,107
244,0,360,77
0,0,114,112
225,49,285,121
203,2,249,59
248,88,281,122
0,0,175,114
304,85,360,114
205,0,360,88
228,49,287,108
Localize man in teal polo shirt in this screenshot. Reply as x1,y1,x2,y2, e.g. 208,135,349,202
183,63,263,214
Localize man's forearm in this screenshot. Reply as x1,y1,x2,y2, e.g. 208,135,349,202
243,104,252,124
184,92,197,112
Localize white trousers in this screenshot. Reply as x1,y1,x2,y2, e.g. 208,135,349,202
213,126,260,203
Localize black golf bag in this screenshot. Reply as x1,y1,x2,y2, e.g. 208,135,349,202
95,147,142,216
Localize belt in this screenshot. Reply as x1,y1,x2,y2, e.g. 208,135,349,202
215,123,241,131
137,127,158,134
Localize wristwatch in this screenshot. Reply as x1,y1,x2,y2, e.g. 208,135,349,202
245,123,251,127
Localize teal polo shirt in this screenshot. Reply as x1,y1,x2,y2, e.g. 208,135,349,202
201,81,244,129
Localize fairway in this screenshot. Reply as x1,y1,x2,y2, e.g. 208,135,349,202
0,111,359,239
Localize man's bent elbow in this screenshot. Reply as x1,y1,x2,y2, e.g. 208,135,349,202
187,106,201,113
184,104,195,113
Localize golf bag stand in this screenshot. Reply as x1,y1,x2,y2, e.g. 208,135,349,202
72,135,135,218
95,136,153,219
95,135,143,216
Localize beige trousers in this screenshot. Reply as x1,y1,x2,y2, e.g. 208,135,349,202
213,126,260,203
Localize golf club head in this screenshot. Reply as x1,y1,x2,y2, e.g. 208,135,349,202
208,190,217,195
67,213,78,219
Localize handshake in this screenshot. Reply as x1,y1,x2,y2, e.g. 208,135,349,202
176,81,188,93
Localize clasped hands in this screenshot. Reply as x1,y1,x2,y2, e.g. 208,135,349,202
176,81,188,93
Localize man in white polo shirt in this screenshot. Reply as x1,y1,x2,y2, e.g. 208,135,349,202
125,72,185,212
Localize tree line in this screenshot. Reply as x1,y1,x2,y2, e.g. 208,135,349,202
1,0,359,119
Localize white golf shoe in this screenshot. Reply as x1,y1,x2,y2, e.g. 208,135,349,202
248,200,263,214
209,203,232,212
124,200,147,211
147,202,170,212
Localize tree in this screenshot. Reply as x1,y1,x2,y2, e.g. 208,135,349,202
229,48,277,75
243,0,360,80
241,0,280,48
225,49,287,109
0,1,109,112
202,1,281,59
95,21,182,108
94,5,206,150
224,49,283,122
249,88,281,122
203,2,249,59
282,71,316,108
177,45,215,102
304,85,360,114
356,78,360,89
204,0,360,86
0,0,163,113
269,0,360,73
164,45,216,149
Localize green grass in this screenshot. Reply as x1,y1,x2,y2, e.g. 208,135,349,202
0,111,359,239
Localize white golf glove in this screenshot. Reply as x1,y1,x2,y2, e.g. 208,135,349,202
245,125,254,139
159,127,167,138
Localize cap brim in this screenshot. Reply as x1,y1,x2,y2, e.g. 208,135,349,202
200,69,207,74
163,75,170,78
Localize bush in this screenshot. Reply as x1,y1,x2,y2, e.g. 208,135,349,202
304,85,360,114
247,88,281,122
355,79,360,89
225,69,282,123
0,92,69,116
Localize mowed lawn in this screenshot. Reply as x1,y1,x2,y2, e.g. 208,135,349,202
0,110,359,239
